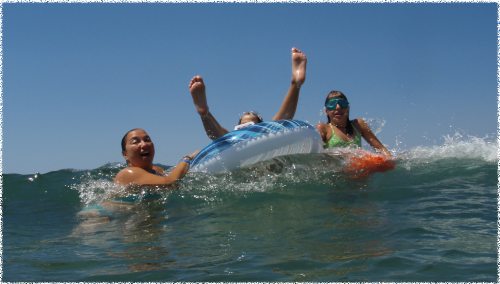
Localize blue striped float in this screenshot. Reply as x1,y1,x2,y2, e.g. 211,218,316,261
190,120,323,173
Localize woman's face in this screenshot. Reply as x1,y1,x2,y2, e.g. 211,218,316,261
122,129,155,169
325,95,350,124
239,113,261,124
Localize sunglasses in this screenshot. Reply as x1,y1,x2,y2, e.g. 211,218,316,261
325,98,349,110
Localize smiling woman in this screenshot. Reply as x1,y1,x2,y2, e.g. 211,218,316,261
316,91,392,157
114,128,197,186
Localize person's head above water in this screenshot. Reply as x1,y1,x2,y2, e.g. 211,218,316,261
324,90,350,123
238,111,263,125
324,90,356,135
120,128,155,170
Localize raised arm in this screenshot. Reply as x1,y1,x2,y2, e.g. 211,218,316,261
189,76,229,140
272,47,307,121
353,118,392,157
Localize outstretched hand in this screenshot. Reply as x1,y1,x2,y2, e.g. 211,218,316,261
187,150,200,160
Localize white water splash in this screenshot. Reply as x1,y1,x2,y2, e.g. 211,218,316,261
364,118,386,135
400,133,497,163
71,178,123,206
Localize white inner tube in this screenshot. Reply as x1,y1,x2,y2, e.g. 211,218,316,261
190,120,323,173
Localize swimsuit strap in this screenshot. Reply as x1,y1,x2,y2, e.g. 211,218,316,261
326,122,361,148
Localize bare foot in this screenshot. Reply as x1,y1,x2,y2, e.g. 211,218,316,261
291,47,307,86
189,75,209,116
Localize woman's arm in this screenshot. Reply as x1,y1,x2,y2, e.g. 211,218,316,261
316,123,329,144
114,153,197,186
354,118,392,157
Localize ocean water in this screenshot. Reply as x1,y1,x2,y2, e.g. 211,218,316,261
3,134,498,281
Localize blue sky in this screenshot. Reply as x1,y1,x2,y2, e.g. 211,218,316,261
4,3,497,174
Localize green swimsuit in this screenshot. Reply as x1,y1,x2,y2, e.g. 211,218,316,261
325,123,362,148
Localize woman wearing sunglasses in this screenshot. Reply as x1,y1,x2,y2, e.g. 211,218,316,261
316,91,392,157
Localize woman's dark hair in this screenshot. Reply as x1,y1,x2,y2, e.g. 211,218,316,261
237,111,263,125
121,128,142,153
325,90,354,135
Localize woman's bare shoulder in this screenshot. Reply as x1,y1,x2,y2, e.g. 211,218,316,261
114,167,146,185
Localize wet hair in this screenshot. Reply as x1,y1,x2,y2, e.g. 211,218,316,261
238,111,263,125
325,90,354,135
121,128,142,153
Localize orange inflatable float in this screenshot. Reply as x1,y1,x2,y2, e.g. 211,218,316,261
343,150,396,179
